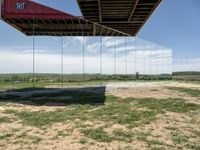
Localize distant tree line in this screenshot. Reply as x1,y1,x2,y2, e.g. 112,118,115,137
173,71,200,76
0,73,173,83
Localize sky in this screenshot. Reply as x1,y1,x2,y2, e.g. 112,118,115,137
0,0,200,74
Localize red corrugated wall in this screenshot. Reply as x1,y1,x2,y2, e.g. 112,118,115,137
3,0,77,19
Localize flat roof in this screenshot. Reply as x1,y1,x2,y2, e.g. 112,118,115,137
77,0,161,36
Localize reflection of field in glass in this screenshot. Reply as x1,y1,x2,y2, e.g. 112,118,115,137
0,73,174,91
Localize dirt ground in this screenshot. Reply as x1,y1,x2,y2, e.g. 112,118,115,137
107,81,200,104
0,81,200,150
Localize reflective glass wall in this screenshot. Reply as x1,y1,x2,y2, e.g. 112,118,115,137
0,35,172,89
61,36,172,75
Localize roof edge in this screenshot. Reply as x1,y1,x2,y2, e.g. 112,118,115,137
135,0,162,36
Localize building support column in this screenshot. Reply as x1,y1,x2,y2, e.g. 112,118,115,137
135,37,137,76
82,36,85,87
125,37,128,75
32,10,35,87
61,36,64,88
100,36,103,86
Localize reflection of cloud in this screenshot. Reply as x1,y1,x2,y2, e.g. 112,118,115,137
0,49,173,74
23,49,47,53
0,36,176,74
73,37,84,43
1,36,172,58
86,42,99,53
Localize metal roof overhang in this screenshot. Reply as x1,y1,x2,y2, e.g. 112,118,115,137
1,0,161,36
77,0,161,36
1,0,130,36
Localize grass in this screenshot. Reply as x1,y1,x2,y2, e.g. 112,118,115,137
79,138,88,144
13,132,43,144
4,109,18,114
169,87,200,98
0,116,10,124
0,102,7,106
0,133,13,140
29,136,43,144
56,129,71,137
17,110,68,126
92,105,157,128
150,89,159,91
191,130,200,137
146,139,165,147
15,105,91,127
165,127,178,131
171,132,189,144
135,131,169,148
82,127,156,144
16,132,27,139
82,127,112,143
112,129,134,142
90,96,158,128
136,131,151,141
82,128,158,145
128,98,200,113
3,95,159,127
4,94,199,128
186,143,200,150
1,86,200,149
150,147,166,150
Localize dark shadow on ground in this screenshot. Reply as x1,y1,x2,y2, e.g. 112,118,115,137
0,86,106,106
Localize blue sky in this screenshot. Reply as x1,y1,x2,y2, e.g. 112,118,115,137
0,0,200,73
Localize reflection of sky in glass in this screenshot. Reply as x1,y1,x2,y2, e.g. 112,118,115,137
0,36,172,75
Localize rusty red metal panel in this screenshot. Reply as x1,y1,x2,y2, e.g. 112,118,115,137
3,0,77,19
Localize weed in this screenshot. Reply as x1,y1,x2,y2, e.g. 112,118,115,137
0,102,7,106
165,127,178,131
4,109,17,114
57,130,70,137
112,129,134,142
130,98,200,113
0,116,10,124
16,132,27,139
150,89,159,91
0,133,13,140
136,131,151,141
146,139,165,146
171,132,189,144
92,104,157,127
30,136,43,144
82,127,112,143
191,130,200,137
16,105,92,127
169,87,200,98
79,138,87,144
186,143,200,150
150,147,166,150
